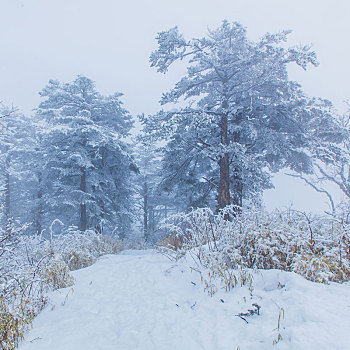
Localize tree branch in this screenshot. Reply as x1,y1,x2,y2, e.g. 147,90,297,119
286,172,335,213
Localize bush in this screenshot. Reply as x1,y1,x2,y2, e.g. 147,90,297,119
293,253,350,283
0,294,46,350
40,255,75,291
200,262,254,297
0,224,123,349
159,206,350,284
0,297,32,350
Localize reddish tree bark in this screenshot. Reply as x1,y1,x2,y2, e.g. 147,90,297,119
217,114,230,213
80,167,87,232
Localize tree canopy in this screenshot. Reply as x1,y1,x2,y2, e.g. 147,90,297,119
142,21,340,213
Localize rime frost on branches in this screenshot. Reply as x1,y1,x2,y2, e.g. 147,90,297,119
290,103,350,214
35,76,136,237
159,206,350,283
143,21,340,212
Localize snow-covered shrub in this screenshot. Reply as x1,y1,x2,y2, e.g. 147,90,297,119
159,206,350,284
200,263,254,297
22,227,124,271
293,253,350,283
0,296,39,350
39,255,74,291
158,207,227,262
0,224,123,349
0,224,47,350
158,234,185,260
158,207,255,295
52,230,95,269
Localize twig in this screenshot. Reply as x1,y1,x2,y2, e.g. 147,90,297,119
235,303,261,323
237,315,248,324
29,337,42,343
286,172,335,213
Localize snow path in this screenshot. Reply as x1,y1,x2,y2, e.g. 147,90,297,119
19,250,350,350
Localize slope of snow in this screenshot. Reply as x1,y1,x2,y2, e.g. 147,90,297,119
19,250,350,350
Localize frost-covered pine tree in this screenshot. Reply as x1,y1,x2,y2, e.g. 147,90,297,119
159,134,216,210
142,21,339,214
135,142,175,241
0,105,36,232
36,76,136,236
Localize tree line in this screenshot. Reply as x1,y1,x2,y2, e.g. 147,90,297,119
1,21,348,241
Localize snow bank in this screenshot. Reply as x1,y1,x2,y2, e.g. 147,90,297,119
19,250,350,350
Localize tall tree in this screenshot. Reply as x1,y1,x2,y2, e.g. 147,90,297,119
0,105,36,232
135,143,172,242
142,21,338,214
36,76,135,235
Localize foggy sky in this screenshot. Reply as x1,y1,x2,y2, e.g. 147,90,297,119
1,0,349,212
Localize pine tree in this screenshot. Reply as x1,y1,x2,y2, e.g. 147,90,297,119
0,105,36,232
36,76,135,236
142,21,338,214
135,143,172,242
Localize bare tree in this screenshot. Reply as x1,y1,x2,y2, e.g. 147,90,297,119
288,103,350,215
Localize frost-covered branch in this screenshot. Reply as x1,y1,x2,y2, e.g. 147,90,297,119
286,172,335,213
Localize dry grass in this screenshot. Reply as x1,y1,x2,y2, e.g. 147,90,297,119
159,206,350,284
1,228,124,349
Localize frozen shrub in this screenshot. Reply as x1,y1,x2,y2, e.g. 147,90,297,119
158,234,185,261
0,293,47,350
0,225,47,350
200,262,254,297
0,224,124,349
0,297,33,350
293,253,350,283
27,227,124,271
39,255,74,291
159,206,350,284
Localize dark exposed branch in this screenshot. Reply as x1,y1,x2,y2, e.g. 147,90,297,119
286,172,335,213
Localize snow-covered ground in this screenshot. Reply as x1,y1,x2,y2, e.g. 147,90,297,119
19,250,350,350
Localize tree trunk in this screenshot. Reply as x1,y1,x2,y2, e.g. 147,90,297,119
231,112,243,216
80,167,87,232
217,113,230,214
96,202,104,234
5,166,11,233
232,169,243,214
143,181,149,241
150,206,155,233
36,172,43,235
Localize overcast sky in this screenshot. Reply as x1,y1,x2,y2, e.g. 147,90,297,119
1,0,349,212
